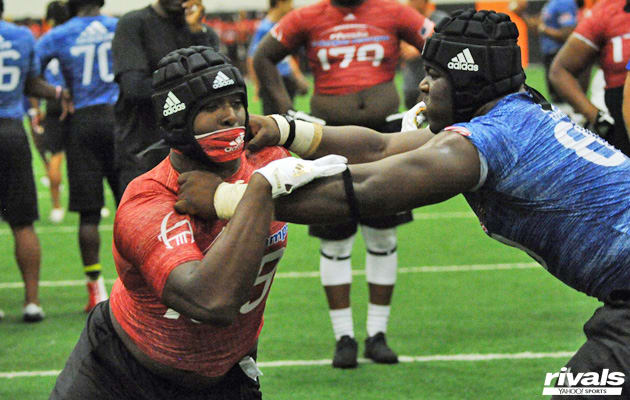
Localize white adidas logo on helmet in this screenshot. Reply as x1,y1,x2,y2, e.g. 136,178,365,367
212,71,235,89
163,91,186,116
447,48,479,71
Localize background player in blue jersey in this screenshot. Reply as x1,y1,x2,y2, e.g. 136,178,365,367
30,0,71,225
0,0,72,323
246,0,309,115
36,0,119,313
177,10,630,396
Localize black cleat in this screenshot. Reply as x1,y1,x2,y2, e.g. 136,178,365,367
332,335,358,369
364,332,398,364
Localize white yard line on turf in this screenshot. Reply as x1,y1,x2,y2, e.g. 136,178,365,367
0,351,575,379
0,211,478,236
0,262,538,289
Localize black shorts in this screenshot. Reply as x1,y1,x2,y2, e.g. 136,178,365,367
50,301,263,400
552,290,630,399
41,99,68,154
307,114,412,241
0,118,38,225
66,105,119,212
308,212,413,241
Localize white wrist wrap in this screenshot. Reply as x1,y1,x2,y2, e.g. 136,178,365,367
214,182,247,220
270,114,290,145
269,114,323,158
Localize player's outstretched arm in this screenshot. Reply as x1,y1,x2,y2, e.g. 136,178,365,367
252,35,294,113
178,130,480,225
247,114,434,164
274,130,481,224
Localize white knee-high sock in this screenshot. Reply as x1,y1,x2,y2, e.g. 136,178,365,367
330,307,354,340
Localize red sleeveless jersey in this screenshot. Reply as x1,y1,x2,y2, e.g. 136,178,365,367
110,147,290,378
573,0,630,88
271,0,433,95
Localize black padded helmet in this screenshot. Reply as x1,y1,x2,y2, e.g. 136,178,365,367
421,9,526,122
151,46,248,167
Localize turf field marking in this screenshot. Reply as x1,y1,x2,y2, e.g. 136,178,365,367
0,211,478,236
0,351,574,378
0,262,539,289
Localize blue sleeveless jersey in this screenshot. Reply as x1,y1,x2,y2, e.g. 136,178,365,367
36,15,118,109
0,21,40,119
456,92,630,301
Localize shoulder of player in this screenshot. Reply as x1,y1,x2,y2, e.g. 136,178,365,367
291,0,330,20
117,6,152,26
246,146,291,167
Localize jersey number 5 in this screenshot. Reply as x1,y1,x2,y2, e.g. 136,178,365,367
163,247,285,322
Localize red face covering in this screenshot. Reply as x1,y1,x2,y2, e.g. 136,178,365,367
194,126,245,163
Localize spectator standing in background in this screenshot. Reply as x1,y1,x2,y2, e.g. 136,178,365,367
254,0,434,369
111,0,220,200
247,0,309,114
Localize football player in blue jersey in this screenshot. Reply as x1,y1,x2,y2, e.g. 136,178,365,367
0,0,72,322
36,0,119,313
29,1,71,225
178,10,630,396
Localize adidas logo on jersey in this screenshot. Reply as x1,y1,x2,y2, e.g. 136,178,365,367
447,48,479,72
76,21,113,44
163,92,186,116
212,71,235,89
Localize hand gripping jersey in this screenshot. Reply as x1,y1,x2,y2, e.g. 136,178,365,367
448,92,630,301
0,21,40,120
271,0,434,95
572,0,630,89
110,146,290,377
36,15,119,109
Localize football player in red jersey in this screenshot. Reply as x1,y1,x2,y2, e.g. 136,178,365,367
549,0,630,156
49,46,346,399
253,0,434,368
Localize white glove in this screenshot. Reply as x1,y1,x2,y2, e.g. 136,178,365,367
401,101,427,132
255,155,347,198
